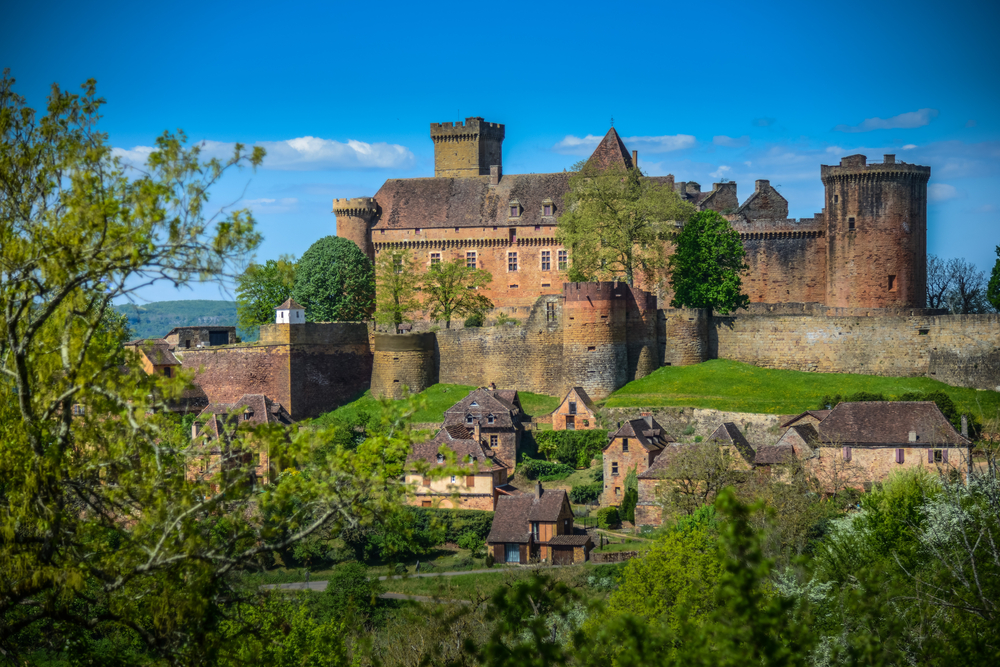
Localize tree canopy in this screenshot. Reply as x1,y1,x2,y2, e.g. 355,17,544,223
556,162,695,286
292,236,375,322
987,245,1000,311
422,259,493,328
235,255,296,335
667,209,749,314
373,248,422,329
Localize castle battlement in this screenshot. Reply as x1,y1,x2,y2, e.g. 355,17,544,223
332,198,379,215
821,154,931,181
430,117,505,140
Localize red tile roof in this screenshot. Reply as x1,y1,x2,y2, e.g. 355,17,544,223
816,402,969,447
606,416,674,451
585,128,635,172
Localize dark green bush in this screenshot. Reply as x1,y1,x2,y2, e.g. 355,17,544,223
597,506,620,529
463,312,484,327
533,430,608,467
519,455,574,480
570,481,603,504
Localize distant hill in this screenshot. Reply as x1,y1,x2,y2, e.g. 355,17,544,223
115,300,241,340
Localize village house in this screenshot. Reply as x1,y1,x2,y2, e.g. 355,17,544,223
442,386,525,470
486,482,592,564
549,386,598,431
164,325,237,349
705,422,757,468
124,338,181,378
405,423,510,510
633,443,696,526
602,414,675,506
189,394,295,489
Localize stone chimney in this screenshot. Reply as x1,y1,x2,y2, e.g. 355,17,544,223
755,179,769,192
909,430,917,443
645,415,653,428
490,164,501,186
632,150,637,168
884,154,896,164
473,419,481,442
535,480,543,499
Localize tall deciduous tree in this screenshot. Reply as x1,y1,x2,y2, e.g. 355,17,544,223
373,249,422,329
926,253,953,309
235,255,296,335
422,259,493,328
987,245,1000,311
557,162,695,286
0,72,416,663
667,210,749,314
292,236,375,322
944,257,991,314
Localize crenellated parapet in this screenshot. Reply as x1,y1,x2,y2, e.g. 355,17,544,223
431,117,505,178
333,197,380,260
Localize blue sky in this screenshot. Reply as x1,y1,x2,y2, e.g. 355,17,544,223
5,0,998,302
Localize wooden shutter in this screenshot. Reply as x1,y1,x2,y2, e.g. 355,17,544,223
896,448,904,464
422,476,430,486
843,446,851,462
942,449,949,464
466,475,475,487
928,449,934,463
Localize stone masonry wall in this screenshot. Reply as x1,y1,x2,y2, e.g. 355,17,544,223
371,333,437,399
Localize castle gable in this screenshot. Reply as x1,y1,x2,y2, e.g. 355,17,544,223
736,180,788,220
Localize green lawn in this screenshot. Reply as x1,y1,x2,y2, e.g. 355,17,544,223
312,383,560,427
604,359,1000,419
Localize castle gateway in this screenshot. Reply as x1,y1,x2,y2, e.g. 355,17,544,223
334,118,931,311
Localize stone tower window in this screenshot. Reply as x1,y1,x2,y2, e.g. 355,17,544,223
508,252,518,272
541,250,551,271
888,275,897,291
430,252,441,266
558,250,568,271
546,302,556,321
834,195,839,203
848,217,856,231
466,252,476,269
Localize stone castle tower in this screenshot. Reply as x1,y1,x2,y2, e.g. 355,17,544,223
822,154,930,308
430,117,505,178
332,197,379,260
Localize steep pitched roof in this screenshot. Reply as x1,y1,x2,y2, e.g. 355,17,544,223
276,298,304,310
816,402,969,447
585,128,634,171
707,422,756,465
407,425,503,470
637,443,698,479
443,388,521,429
126,338,181,366
781,410,831,428
562,387,597,413
527,487,569,521
606,416,674,451
486,485,571,544
754,445,796,465
198,394,294,427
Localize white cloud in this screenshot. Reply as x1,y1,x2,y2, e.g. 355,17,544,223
552,133,695,155
710,165,732,178
744,161,752,167
928,183,958,201
825,146,844,155
902,144,918,150
114,137,415,172
242,197,299,214
833,108,939,133
713,135,750,147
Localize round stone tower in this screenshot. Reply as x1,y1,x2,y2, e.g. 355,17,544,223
625,285,659,382
371,332,437,399
561,282,628,400
333,197,379,261
821,154,930,308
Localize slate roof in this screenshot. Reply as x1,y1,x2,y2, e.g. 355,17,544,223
816,402,969,447
754,445,796,465
443,388,521,429
605,416,674,451
487,485,571,544
545,533,592,546
276,298,304,310
562,387,597,413
707,422,756,465
785,423,820,445
637,443,698,479
781,410,831,428
585,128,635,171
407,425,503,471
126,338,181,366
198,394,295,427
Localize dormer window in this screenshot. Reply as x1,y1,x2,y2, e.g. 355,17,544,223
508,199,521,218
437,453,444,463
243,410,253,421
470,401,478,407
466,414,473,425
542,199,554,217
487,414,495,424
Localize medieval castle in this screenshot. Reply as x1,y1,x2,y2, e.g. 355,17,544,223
148,117,997,421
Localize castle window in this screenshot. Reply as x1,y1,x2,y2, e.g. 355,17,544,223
557,250,568,271
848,217,855,231
490,435,498,448
541,250,551,271
508,252,518,272
546,302,556,321
534,225,541,231
834,195,839,203
415,228,421,234
508,199,522,218
466,414,474,424
455,227,459,232
622,438,629,452
888,275,897,291
430,252,441,266
544,205,552,216
466,252,476,269
487,414,494,424
612,462,619,476
393,255,403,274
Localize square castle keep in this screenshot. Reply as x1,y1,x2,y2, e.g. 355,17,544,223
334,117,933,312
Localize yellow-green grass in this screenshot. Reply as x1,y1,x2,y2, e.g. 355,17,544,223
313,383,560,427
381,563,615,602
604,359,1000,419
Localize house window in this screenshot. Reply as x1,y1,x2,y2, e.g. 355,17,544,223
243,410,253,421
568,401,577,415
930,449,947,463
843,446,852,462
564,518,569,532
888,275,896,291
450,475,456,484
541,250,551,271
393,255,403,274
466,252,476,269
622,438,629,452
422,500,432,507
531,522,539,539
185,339,191,349
422,475,430,486
466,414,473,425
508,252,518,271
163,367,172,378
615,486,621,496
557,250,568,270
612,462,619,476
895,448,905,464
487,414,495,424
490,435,498,448
510,206,519,217
566,415,575,430
72,404,85,416
543,204,553,216
466,475,475,486
583,419,589,427
430,252,441,266
848,217,856,231
505,543,520,563
437,453,445,463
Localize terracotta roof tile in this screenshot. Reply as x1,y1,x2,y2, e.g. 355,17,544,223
606,416,674,451
817,402,969,447
585,128,634,171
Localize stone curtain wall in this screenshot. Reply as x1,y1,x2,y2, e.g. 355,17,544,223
180,345,293,413
371,332,437,399
712,312,1000,391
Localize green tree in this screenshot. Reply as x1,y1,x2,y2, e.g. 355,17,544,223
557,162,695,285
988,245,1000,311
0,72,417,664
422,259,493,328
667,209,749,314
292,236,375,322
374,248,422,329
235,255,296,336
620,465,639,523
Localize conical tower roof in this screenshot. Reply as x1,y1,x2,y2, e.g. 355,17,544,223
585,127,634,171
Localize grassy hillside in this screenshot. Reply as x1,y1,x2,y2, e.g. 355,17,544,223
313,384,561,427
604,359,1000,419
115,300,239,340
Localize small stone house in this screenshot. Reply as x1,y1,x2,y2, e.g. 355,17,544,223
486,482,592,564
602,415,675,507
705,422,757,468
164,326,237,349
781,410,831,429
405,423,510,510
550,387,598,431
443,387,524,470
634,443,697,526
125,338,181,378
189,394,295,489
